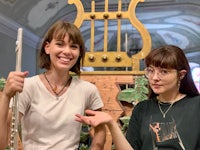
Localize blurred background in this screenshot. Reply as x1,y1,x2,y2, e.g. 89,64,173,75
0,0,199,90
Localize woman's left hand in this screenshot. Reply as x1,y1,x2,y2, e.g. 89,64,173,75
75,109,112,127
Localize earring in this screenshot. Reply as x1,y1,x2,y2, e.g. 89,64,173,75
178,80,181,88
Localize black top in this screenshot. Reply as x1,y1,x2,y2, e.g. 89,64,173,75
126,95,200,150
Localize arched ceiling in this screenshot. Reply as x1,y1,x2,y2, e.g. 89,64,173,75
0,0,200,65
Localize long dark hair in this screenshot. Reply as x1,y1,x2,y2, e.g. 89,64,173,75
145,45,199,98
39,20,85,75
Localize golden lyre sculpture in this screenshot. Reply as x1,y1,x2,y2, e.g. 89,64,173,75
69,0,151,74
68,0,151,149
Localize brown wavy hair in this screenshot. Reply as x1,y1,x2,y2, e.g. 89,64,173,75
38,20,85,75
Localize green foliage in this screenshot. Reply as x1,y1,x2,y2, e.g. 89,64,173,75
119,116,131,134
79,144,90,150
79,124,91,150
80,124,90,142
0,77,6,91
117,76,149,104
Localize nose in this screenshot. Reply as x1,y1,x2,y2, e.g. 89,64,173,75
151,71,160,80
63,46,71,53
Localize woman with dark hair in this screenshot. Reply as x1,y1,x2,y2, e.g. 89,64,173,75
75,45,200,150
145,45,198,98
0,20,105,150
126,45,200,150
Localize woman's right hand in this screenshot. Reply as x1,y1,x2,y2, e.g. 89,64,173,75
3,71,29,99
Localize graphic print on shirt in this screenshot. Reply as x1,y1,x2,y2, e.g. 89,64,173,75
149,119,185,150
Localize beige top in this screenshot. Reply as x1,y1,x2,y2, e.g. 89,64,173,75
17,75,103,150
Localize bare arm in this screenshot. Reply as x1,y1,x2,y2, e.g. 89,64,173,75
90,124,106,150
0,71,28,149
75,110,133,150
90,109,106,150
0,93,10,149
107,120,133,150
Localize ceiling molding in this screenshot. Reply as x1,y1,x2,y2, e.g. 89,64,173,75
0,14,40,49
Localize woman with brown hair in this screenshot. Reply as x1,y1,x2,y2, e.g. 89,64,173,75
0,20,105,150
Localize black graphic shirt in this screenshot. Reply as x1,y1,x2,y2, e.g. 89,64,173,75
126,96,200,150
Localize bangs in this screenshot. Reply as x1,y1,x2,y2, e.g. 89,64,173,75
53,27,68,41
145,49,178,69
53,25,82,46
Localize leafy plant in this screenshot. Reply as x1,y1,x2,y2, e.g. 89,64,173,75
117,76,149,105
0,77,6,91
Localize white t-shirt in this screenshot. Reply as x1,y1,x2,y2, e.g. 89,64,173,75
17,75,103,150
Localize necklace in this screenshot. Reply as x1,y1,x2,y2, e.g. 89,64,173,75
158,101,174,118
157,93,184,118
44,72,72,99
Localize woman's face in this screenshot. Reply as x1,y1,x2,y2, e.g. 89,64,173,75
145,66,179,95
44,33,80,71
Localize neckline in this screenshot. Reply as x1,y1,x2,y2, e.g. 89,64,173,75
38,74,73,100
154,94,187,105
157,93,186,104
156,94,186,118
43,72,72,99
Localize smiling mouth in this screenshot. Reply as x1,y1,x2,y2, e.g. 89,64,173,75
59,57,72,63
